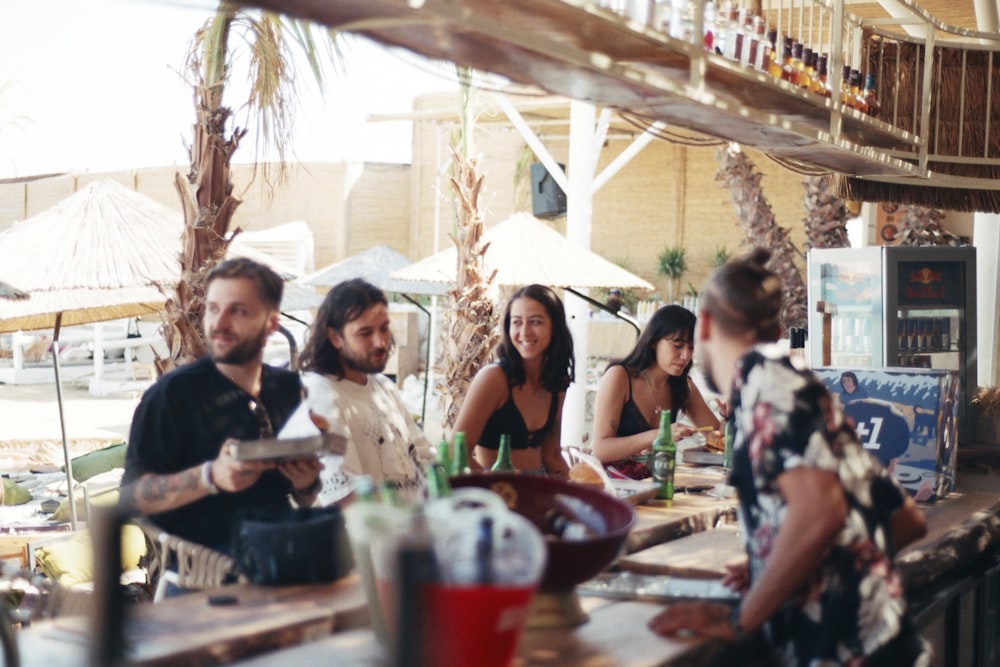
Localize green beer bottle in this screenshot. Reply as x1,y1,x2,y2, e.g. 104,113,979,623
722,419,734,470
451,432,471,475
651,410,676,501
427,439,452,499
491,434,516,473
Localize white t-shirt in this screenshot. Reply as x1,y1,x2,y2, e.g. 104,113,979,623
302,371,433,505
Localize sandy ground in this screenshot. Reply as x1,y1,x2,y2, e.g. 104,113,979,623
0,372,446,474
0,380,140,472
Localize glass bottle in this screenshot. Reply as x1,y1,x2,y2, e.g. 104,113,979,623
863,72,881,117
813,53,830,97
451,432,471,475
491,434,516,473
426,440,451,498
748,16,766,70
798,47,815,90
767,31,785,78
780,38,796,82
702,0,717,53
739,10,755,67
787,42,804,85
850,70,868,113
651,410,676,501
722,2,741,61
839,64,852,106
722,419,733,470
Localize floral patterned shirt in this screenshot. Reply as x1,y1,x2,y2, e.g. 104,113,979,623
728,347,930,666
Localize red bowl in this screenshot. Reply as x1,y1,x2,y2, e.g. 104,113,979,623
450,473,635,592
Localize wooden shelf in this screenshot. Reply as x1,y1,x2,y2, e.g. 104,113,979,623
257,0,927,178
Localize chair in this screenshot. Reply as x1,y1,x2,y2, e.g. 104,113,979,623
134,519,240,602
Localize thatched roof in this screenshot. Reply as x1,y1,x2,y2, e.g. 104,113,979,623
303,244,449,295
0,280,29,300
0,179,181,333
391,212,654,291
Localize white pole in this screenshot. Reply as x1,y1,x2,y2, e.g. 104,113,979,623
562,100,598,451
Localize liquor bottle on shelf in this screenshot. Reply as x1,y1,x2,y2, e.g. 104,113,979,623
723,3,743,62
651,410,677,501
768,33,787,78
783,41,802,84
702,0,717,53
747,15,765,69
839,64,852,106
813,53,830,97
799,47,815,90
739,10,755,67
862,72,881,117
849,69,869,113
760,28,781,74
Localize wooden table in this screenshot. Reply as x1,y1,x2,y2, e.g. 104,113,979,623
236,596,717,667
16,575,370,666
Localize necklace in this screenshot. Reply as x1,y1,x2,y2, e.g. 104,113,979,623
640,370,669,414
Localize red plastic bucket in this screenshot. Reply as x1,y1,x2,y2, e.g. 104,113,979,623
421,584,535,667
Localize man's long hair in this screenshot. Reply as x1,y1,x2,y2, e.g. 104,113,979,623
299,278,389,377
495,284,575,393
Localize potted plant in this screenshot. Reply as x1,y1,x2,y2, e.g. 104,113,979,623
657,245,687,304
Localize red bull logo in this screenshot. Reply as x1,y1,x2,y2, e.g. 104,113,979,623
909,267,943,285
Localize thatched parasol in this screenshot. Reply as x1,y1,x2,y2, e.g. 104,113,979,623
302,244,449,295
390,213,654,291
0,280,29,301
0,179,183,529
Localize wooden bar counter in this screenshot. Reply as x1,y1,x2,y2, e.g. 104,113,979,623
12,469,1000,666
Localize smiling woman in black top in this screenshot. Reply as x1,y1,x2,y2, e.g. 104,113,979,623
591,304,720,479
452,284,574,478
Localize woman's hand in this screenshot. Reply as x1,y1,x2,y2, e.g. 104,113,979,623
670,423,695,442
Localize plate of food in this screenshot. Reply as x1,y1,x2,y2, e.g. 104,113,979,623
229,432,347,462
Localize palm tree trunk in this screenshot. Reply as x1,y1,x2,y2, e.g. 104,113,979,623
715,143,808,331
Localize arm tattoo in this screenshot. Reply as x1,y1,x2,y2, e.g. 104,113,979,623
136,468,203,509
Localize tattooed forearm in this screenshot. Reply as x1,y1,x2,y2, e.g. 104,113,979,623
130,467,204,515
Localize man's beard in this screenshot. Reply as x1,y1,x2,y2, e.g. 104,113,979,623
340,345,388,375
210,326,269,365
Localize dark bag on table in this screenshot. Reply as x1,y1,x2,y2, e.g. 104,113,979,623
232,505,354,585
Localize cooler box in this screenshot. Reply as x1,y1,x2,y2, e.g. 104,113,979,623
814,367,959,499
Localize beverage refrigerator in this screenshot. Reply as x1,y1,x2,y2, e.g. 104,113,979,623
806,246,977,443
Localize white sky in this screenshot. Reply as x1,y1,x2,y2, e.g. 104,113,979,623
0,0,460,180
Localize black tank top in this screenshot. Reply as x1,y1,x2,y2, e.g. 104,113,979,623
479,381,560,450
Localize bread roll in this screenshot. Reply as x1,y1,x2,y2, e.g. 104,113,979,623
703,429,725,452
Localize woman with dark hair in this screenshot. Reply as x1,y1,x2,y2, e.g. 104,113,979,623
453,284,574,479
591,304,720,479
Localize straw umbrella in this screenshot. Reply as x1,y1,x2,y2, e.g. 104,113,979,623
0,179,182,529
390,212,654,295
0,281,29,301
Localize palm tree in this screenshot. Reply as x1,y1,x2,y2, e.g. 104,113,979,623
715,143,807,331
161,3,336,370
657,245,687,304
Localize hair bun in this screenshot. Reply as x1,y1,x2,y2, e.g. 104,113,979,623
748,247,772,267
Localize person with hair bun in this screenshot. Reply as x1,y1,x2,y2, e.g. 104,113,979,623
648,248,930,666
453,284,574,479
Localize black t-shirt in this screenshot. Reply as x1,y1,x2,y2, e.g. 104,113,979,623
122,356,302,551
